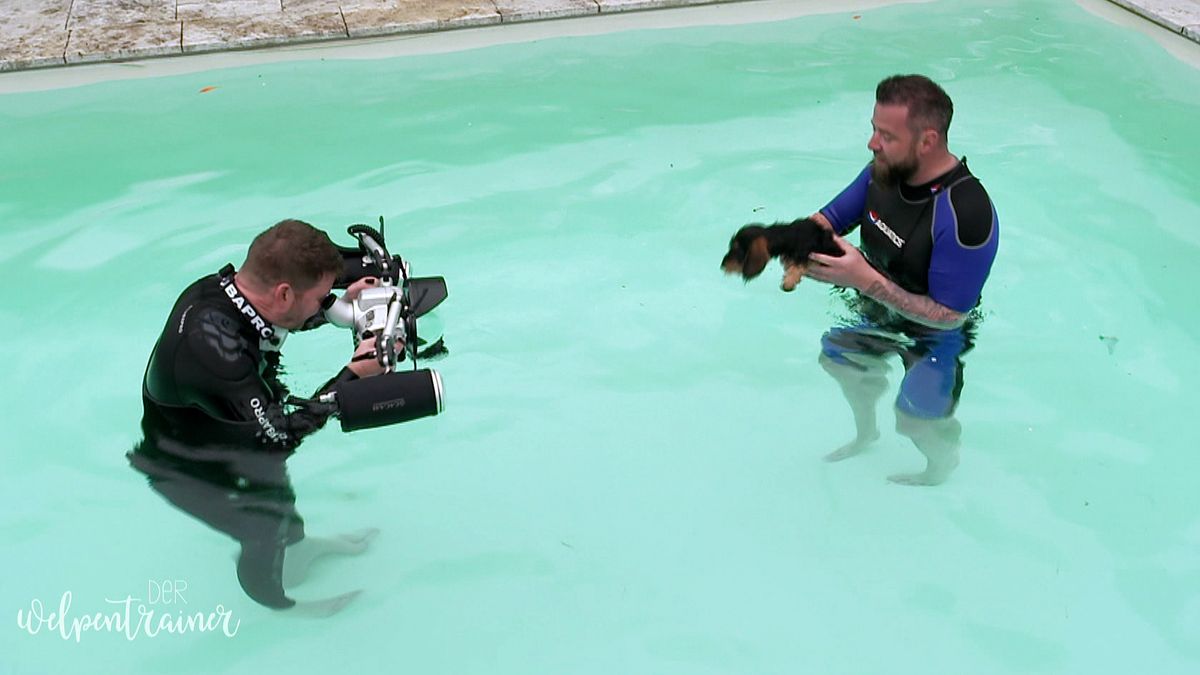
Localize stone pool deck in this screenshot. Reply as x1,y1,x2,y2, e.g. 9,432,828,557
1107,0,1200,39
1,0,1199,72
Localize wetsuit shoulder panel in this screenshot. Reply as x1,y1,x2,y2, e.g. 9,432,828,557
928,176,999,312
947,178,996,248
186,306,259,383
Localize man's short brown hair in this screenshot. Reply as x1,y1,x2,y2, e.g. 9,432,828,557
241,219,343,290
876,74,954,140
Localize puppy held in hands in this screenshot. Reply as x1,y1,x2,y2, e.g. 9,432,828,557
721,218,843,291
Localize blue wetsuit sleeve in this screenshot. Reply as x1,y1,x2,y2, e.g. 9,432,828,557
819,165,872,235
927,181,999,313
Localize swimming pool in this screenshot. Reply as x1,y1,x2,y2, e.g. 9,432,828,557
3,0,1199,672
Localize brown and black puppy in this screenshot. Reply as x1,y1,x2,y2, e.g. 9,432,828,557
721,218,843,291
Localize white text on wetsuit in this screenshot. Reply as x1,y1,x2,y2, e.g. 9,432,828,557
218,278,275,340
250,397,287,443
868,209,906,248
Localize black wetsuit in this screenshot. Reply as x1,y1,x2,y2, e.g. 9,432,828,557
141,264,355,449
131,264,356,609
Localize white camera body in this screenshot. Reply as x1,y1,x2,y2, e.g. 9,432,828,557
325,285,404,344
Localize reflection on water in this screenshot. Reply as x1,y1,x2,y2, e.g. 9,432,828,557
129,403,374,617
819,291,979,485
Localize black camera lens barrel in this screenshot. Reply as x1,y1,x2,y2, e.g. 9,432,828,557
335,369,443,432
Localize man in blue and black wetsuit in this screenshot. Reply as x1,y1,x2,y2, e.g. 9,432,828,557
132,219,387,611
805,74,999,486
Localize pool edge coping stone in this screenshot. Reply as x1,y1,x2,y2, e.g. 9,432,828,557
2,0,746,72
0,0,1197,73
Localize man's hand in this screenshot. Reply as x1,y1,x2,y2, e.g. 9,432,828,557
342,276,380,303
810,212,835,232
806,235,879,291
347,336,388,378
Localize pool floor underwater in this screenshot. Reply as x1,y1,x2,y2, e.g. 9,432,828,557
2,0,1200,673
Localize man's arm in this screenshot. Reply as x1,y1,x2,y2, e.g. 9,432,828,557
182,313,327,448
181,308,383,449
816,165,871,235
806,237,967,330
859,273,966,329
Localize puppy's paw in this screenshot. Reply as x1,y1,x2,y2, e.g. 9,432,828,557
780,264,806,292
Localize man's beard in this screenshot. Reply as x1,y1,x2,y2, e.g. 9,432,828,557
870,151,918,187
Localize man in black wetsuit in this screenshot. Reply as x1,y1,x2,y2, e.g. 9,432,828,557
142,219,388,443
805,75,999,486
132,219,387,611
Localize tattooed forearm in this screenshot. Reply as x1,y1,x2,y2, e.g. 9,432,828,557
861,279,965,329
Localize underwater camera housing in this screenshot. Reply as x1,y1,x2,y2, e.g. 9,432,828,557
320,218,447,432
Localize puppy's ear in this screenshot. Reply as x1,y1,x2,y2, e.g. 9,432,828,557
742,236,770,279
721,248,743,274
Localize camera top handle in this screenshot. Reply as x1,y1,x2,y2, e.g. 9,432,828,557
347,218,396,284
345,218,416,370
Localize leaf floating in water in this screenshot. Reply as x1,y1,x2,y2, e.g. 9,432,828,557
1098,335,1119,355
199,86,218,93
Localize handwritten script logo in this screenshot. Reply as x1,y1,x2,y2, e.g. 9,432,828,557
16,581,240,642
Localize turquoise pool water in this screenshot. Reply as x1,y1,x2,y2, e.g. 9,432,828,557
3,0,1199,672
